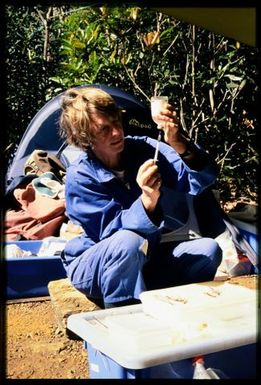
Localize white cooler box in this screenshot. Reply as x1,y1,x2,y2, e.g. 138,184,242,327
68,281,257,379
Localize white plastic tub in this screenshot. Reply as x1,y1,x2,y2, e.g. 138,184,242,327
67,282,257,378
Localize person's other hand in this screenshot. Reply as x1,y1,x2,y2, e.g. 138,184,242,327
156,103,180,144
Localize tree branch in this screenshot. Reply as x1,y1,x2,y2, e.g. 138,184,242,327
123,65,150,101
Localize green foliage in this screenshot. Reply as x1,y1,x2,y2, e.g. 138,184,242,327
5,5,69,154
5,5,258,203
6,6,46,145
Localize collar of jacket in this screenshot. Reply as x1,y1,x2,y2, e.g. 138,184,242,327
86,149,119,184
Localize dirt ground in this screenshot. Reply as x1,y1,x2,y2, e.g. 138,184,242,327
6,299,89,379
5,275,258,380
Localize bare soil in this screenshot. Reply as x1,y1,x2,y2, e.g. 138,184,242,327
6,299,89,379
5,275,258,380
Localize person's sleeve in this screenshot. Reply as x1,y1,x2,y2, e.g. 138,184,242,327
145,137,219,196
65,171,160,242
181,145,219,195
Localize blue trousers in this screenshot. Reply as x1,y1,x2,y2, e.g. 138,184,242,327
66,230,222,305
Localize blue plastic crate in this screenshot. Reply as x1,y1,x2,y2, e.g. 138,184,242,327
84,341,194,379
5,240,67,299
84,341,256,379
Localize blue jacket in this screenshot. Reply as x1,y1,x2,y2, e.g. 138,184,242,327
63,136,218,264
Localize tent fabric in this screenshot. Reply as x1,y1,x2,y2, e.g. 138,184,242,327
155,7,256,47
7,84,157,182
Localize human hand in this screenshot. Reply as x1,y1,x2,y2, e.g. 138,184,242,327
154,103,180,144
136,159,162,213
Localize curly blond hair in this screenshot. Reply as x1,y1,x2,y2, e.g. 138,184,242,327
59,87,121,151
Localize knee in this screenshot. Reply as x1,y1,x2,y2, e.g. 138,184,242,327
103,230,148,274
204,238,223,266
112,230,148,257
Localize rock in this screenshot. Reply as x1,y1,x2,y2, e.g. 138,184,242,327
48,278,101,338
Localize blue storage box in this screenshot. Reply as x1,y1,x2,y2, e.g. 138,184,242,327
84,341,194,379
5,240,67,299
84,341,256,379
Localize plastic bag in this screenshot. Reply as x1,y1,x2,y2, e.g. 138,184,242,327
192,356,226,379
215,229,252,277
